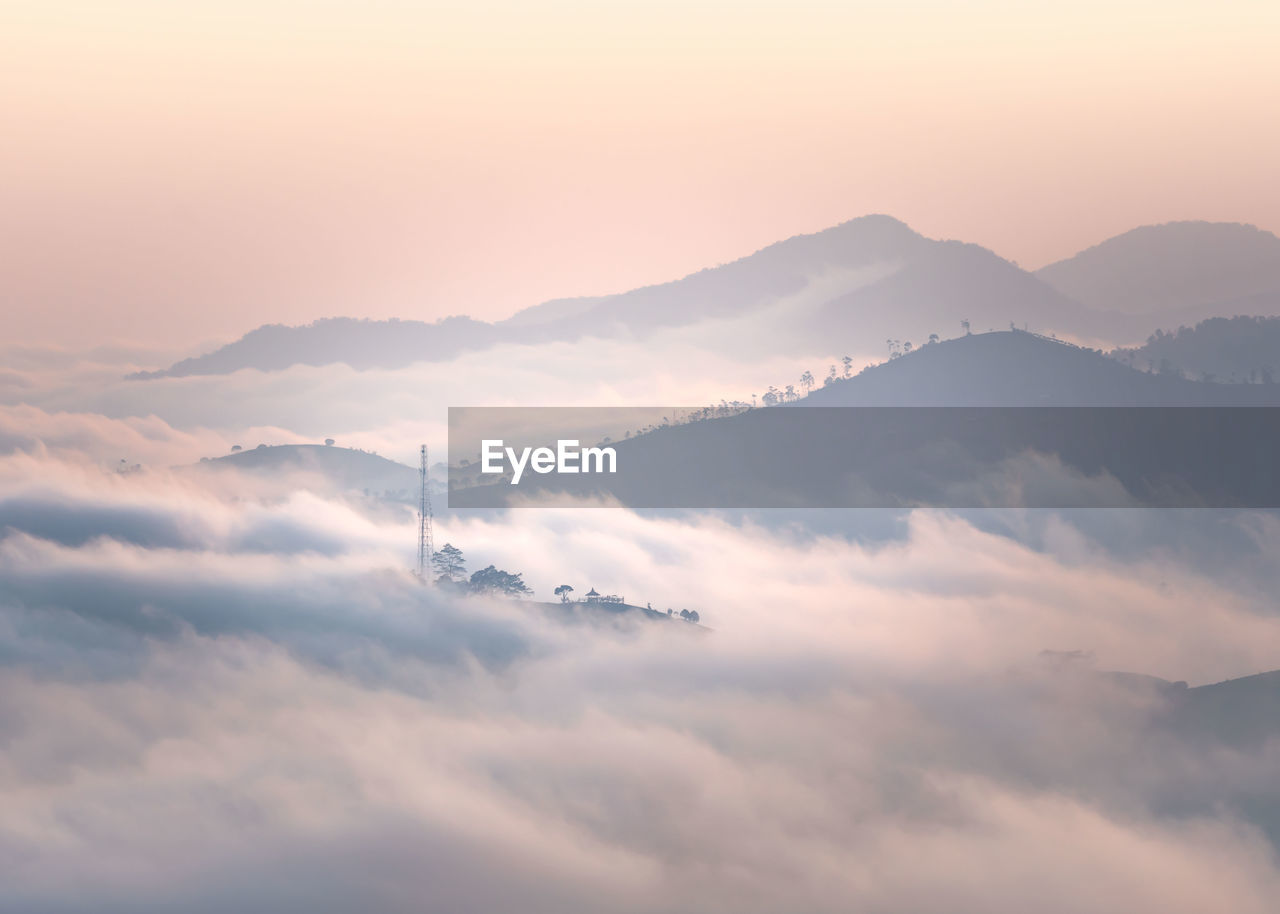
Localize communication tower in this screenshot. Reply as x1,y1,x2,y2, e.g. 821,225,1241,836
417,444,433,582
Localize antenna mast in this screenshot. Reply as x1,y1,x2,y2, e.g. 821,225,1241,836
417,444,433,582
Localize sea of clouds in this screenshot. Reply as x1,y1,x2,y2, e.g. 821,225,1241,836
1,325,1278,911
0,291,884,470
2,448,1279,912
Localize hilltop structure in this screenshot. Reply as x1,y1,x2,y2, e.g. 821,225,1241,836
584,587,625,605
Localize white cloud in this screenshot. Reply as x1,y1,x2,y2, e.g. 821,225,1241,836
0,456,1278,910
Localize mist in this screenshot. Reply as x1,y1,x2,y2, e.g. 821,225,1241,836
2,455,1278,911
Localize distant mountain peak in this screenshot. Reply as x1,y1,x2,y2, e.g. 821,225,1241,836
1055,220,1277,257
1037,220,1280,319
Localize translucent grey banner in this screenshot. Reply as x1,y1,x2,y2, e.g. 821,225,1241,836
447,407,1280,509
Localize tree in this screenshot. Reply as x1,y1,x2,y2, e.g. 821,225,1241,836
784,384,796,402
903,341,913,353
961,319,971,335
928,333,939,345
468,565,532,597
799,370,814,395
432,543,467,581
842,355,853,378
554,584,574,603
324,438,335,446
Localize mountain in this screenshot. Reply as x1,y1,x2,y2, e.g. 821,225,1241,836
1165,669,1280,748
131,216,1101,378
804,330,1280,406
1089,667,1280,747
1111,316,1280,383
1036,221,1280,327
498,214,930,334
450,332,1280,510
500,214,1087,341
196,444,437,501
130,218,1280,380
129,316,495,379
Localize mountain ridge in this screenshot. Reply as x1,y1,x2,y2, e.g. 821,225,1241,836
129,215,1099,378
128,217,1280,380
803,330,1280,406
194,443,447,501
1036,221,1280,320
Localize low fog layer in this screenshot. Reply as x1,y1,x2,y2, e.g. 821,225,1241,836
2,456,1278,912
0,329,860,469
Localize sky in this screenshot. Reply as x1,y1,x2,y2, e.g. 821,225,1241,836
6,5,1280,903
4,0,1279,348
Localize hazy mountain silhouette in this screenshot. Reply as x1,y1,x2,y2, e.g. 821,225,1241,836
129,316,495,379
808,236,1087,345
804,330,1280,406
501,214,1091,344
1088,667,1280,843
1112,316,1280,383
132,216,1101,377
1164,669,1280,748
1089,667,1280,748
130,217,1280,379
498,215,931,333
1037,221,1280,328
196,444,438,500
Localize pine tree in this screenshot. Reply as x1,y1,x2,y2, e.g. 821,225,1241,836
432,543,467,581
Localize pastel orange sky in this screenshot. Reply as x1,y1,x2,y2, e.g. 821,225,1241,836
3,1,1279,348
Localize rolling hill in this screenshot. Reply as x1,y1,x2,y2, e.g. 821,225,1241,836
1111,316,1280,383
1165,669,1280,748
804,330,1280,406
129,316,495,379
1037,221,1280,326
450,332,1280,510
196,444,442,501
